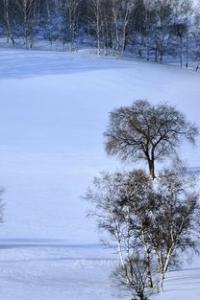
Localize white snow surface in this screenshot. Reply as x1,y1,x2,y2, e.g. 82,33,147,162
0,49,200,299
0,242,119,300
0,241,199,300
0,48,200,242
0,49,200,300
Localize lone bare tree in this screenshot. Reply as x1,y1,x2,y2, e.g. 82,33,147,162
104,100,198,179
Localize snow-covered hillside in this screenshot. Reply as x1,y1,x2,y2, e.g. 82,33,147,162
0,49,200,242
0,49,200,300
0,241,199,300
0,242,118,300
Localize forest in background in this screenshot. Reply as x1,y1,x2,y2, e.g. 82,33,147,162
0,0,200,68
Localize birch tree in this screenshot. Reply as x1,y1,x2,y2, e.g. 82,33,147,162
170,0,193,67
1,0,15,44
85,170,158,299
16,0,40,48
88,0,104,55
62,0,80,51
85,168,200,296
150,170,200,292
41,0,61,47
111,0,135,55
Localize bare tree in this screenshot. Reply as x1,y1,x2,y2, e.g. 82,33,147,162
104,100,199,179
45,0,55,47
114,255,152,300
149,169,200,292
1,0,15,45
85,168,200,297
88,0,104,56
170,0,193,67
16,0,40,48
62,0,80,51
85,170,158,299
111,0,135,56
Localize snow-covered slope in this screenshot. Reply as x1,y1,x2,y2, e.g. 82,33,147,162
0,242,118,300
0,49,200,242
0,49,200,300
0,242,199,300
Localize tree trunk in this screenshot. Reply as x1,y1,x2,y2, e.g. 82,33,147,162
4,0,15,45
154,46,158,63
46,0,53,47
158,247,174,293
120,21,127,57
146,40,150,61
96,1,101,56
141,231,153,288
158,271,165,293
148,159,155,179
179,36,183,68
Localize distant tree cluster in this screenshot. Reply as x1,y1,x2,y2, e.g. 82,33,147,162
85,100,200,300
0,0,200,67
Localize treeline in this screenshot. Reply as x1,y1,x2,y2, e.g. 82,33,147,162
0,0,200,67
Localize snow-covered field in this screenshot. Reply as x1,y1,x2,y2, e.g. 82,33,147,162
0,241,199,300
0,241,119,300
0,49,200,299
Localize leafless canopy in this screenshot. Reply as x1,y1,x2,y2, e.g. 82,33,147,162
85,168,200,298
104,100,199,178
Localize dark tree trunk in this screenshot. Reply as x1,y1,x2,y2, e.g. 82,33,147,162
148,159,155,179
